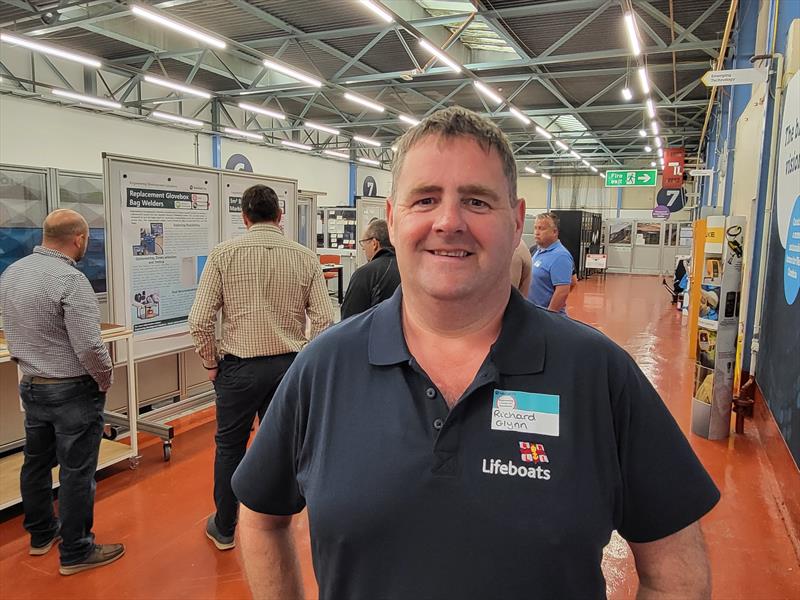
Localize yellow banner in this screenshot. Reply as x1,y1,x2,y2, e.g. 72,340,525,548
706,227,724,243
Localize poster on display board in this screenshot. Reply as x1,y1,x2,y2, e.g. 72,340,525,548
220,173,297,241
120,172,217,336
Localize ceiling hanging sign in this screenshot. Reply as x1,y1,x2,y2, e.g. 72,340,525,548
656,187,687,213
362,175,378,197
689,169,714,177
605,169,657,187
701,68,767,87
663,147,685,189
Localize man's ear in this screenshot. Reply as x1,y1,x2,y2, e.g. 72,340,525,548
386,197,394,246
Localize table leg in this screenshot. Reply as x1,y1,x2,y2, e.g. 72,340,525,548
337,269,344,305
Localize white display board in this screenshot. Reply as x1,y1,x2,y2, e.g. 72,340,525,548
355,196,387,266
104,154,220,361
220,172,297,241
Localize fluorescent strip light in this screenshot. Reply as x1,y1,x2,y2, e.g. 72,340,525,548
224,127,263,141
541,173,551,180
570,150,581,159
52,89,121,109
555,140,568,151
473,81,503,104
509,107,531,125
535,126,552,140
1,32,101,68
131,5,226,49
581,159,590,167
398,114,420,126
358,0,394,23
651,161,657,167
263,59,322,88
646,98,656,119
590,166,598,173
150,111,203,127
344,92,385,113
144,75,211,99
643,145,652,153
238,102,285,120
324,150,350,159
651,121,659,135
621,87,633,101
657,146,664,155
358,157,380,166
639,129,647,137
638,67,650,94
624,13,641,56
419,39,462,73
524,166,537,174
353,135,381,147
305,121,340,136
599,173,606,179
282,140,312,151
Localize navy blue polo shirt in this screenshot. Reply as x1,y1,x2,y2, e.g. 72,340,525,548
233,289,719,599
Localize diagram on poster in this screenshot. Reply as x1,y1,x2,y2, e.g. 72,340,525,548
122,172,215,333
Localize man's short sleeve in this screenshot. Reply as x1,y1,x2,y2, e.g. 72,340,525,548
232,366,306,515
550,253,573,286
614,356,720,542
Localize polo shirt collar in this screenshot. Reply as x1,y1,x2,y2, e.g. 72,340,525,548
368,287,546,375
537,240,563,254
248,222,282,234
33,245,76,267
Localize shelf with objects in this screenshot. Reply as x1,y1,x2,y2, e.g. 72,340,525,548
0,323,139,510
689,215,746,440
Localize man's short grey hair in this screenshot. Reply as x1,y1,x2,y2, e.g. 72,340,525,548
365,219,392,249
536,211,560,231
391,106,518,204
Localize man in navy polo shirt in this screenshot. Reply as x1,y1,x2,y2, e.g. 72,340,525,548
232,107,720,599
528,211,574,313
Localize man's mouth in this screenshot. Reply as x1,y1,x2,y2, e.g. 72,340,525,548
428,249,472,258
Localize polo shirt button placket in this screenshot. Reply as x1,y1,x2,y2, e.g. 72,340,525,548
425,387,436,399
433,418,444,431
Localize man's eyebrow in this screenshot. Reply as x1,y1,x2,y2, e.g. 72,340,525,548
458,184,501,201
407,185,443,196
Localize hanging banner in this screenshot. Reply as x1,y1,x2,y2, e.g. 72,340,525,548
663,147,685,189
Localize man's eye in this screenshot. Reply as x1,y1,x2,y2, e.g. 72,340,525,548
415,197,435,206
466,198,489,208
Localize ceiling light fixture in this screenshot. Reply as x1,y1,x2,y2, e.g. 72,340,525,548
419,39,462,73
238,102,285,120
650,161,657,167
624,13,641,56
473,81,503,104
509,107,531,125
639,129,647,137
590,166,598,173
224,127,262,141
323,149,350,159
305,121,340,136
263,59,323,88
541,173,552,180
344,92,385,113
599,173,606,179
282,140,312,151
131,5,226,49
651,120,659,135
581,159,590,167
398,114,420,126
570,150,581,159
644,145,652,152
638,67,650,94
621,87,633,101
555,140,568,151
646,98,656,119
150,111,203,127
144,75,211,99
353,135,381,147
52,89,121,109
535,126,552,139
0,32,101,68
358,157,380,166
524,166,537,174
358,0,394,23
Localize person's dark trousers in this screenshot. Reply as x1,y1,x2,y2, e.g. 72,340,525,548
212,352,297,536
18,375,105,565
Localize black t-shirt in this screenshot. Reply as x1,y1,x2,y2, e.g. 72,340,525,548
340,247,401,319
233,289,720,599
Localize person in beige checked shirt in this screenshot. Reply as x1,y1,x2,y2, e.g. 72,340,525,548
188,184,333,550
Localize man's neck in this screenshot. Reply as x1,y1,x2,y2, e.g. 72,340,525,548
41,243,76,261
539,239,558,250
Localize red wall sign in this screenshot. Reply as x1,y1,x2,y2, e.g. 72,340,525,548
662,147,685,189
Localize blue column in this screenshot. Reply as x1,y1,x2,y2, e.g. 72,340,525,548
546,177,552,210
616,187,622,218
349,163,357,207
211,134,221,169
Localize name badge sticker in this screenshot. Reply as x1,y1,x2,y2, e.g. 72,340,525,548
491,389,560,437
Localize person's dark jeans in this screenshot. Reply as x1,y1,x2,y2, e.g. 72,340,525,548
19,376,105,565
212,353,296,536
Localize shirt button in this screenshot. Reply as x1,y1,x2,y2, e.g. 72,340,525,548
433,418,444,430
425,387,436,399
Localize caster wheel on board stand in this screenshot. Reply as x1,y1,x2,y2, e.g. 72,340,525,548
163,442,172,462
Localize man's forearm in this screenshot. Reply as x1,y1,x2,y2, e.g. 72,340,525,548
239,508,303,599
548,286,570,311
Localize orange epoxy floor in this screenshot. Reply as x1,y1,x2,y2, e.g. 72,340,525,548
1,274,798,599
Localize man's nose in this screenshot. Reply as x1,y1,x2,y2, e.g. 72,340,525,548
432,197,466,234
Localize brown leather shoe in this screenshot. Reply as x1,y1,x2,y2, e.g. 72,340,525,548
30,535,60,556
59,544,125,575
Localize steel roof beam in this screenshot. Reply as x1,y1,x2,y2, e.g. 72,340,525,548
633,0,718,59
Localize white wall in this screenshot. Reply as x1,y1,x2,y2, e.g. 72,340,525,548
518,175,549,210
356,164,392,199
0,94,210,173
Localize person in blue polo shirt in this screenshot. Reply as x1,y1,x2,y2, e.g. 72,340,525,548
528,211,574,313
231,107,719,600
